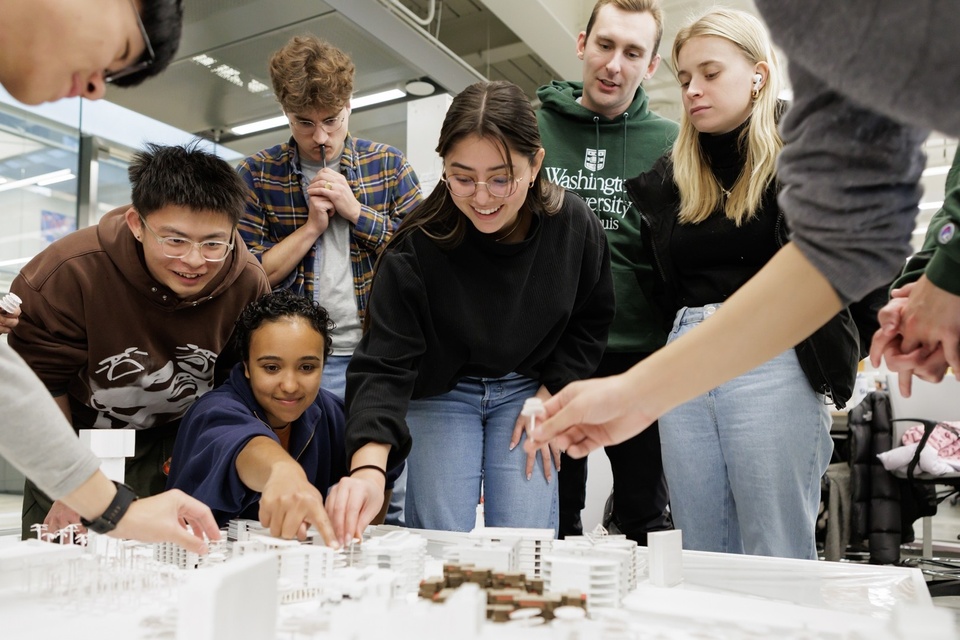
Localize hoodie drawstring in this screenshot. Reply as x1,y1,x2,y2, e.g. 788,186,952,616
621,112,631,176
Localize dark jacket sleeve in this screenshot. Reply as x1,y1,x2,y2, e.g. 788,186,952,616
538,200,615,393
344,249,425,470
893,147,960,295
166,391,271,523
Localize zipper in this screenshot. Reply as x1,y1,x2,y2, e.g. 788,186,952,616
253,410,316,461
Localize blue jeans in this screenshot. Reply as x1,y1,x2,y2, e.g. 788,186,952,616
321,355,351,401
659,305,833,560
404,374,558,534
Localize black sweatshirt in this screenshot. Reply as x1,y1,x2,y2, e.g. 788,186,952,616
345,191,615,467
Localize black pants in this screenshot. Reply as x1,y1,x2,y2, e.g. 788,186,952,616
557,351,671,545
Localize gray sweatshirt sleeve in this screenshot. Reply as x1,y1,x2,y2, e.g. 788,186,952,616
754,0,960,137
0,342,100,499
776,63,928,305
753,0,960,305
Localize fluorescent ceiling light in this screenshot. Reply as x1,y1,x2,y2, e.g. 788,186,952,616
919,200,944,210
352,88,405,110
231,88,409,137
0,169,74,193
37,172,76,186
922,165,951,178
231,115,287,136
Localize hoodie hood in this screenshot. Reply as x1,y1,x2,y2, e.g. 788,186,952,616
537,80,653,124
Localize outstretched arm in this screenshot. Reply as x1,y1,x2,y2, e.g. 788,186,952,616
529,244,842,456
236,436,338,546
64,471,219,553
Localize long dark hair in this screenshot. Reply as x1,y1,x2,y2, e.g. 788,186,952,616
388,80,564,251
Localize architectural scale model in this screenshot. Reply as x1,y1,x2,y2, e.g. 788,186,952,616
0,520,950,639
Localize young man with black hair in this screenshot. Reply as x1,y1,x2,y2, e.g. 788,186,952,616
9,143,269,538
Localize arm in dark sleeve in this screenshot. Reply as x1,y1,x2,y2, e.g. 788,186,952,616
166,394,273,523
893,148,960,295
344,250,426,471
539,211,615,393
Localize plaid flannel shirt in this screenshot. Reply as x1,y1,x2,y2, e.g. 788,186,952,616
237,135,422,320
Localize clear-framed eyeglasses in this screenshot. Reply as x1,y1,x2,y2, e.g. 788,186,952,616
139,216,234,262
104,0,156,84
289,112,346,135
441,172,526,199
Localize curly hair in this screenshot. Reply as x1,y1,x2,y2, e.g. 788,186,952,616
268,35,355,115
234,290,334,362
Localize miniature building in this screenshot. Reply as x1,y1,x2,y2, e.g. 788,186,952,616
444,538,517,573
352,529,427,596
419,562,586,623
79,428,135,483
468,527,553,577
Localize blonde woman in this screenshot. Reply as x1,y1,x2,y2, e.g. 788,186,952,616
624,8,881,559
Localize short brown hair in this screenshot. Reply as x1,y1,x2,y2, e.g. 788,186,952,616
584,0,664,57
268,35,355,115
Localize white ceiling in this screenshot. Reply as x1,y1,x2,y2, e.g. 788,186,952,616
92,0,958,244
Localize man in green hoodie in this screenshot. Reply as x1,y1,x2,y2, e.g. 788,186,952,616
536,0,677,542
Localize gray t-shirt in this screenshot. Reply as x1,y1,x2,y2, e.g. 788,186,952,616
301,159,361,355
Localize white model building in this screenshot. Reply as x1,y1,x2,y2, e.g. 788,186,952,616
352,528,427,596
79,428,135,483
468,526,553,577
445,538,518,573
542,553,621,614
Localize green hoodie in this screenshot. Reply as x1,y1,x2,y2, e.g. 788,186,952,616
893,147,960,295
537,80,678,353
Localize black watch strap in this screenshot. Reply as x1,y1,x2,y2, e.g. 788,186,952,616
80,481,138,534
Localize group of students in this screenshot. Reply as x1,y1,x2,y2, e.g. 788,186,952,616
1,0,959,563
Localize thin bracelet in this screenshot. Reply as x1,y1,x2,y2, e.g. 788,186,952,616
349,464,387,478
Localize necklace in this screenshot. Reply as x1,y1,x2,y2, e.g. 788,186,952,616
493,210,525,243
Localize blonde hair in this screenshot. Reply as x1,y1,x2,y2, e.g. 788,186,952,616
671,8,782,226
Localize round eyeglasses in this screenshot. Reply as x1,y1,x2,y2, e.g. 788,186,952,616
139,216,234,262
441,173,525,199
289,113,346,135
104,0,156,84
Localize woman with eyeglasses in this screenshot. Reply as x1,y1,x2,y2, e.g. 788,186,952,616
325,80,614,542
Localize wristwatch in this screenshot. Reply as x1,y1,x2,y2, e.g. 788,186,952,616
80,481,138,534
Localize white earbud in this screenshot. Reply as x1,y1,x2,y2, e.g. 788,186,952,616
752,73,763,87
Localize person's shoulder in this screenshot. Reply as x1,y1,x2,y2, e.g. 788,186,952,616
315,388,346,422
19,224,104,285
351,137,407,161
239,142,293,172
546,190,604,234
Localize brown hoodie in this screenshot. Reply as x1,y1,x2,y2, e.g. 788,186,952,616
10,206,269,431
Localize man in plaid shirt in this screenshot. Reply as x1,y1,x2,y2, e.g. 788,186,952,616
238,35,422,400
